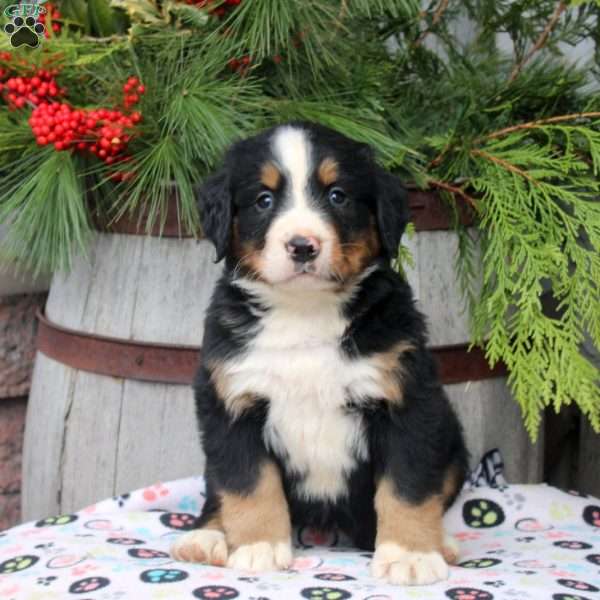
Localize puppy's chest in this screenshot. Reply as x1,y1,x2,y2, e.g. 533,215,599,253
221,303,387,500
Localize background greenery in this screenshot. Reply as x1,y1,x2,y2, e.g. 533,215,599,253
1,0,599,439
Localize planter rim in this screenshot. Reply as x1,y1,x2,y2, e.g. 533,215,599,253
94,186,474,238
36,309,505,386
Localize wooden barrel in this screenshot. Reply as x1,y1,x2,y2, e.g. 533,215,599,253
22,225,223,521
22,190,543,521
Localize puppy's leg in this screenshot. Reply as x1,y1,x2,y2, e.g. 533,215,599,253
222,461,293,571
371,477,449,585
171,491,228,566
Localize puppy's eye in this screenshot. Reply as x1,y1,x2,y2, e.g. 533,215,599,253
256,191,274,210
328,187,347,207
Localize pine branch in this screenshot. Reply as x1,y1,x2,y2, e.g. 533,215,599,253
413,0,449,47
482,112,600,141
427,178,478,208
471,148,539,185
508,1,568,83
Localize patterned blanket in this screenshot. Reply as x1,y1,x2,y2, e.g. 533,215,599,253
1,454,599,600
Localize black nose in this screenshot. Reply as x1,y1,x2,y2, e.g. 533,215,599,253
285,235,320,263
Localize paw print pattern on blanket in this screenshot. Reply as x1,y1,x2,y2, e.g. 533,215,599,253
159,511,196,530
582,505,600,527
127,548,170,559
445,587,494,599
192,585,240,598
0,555,39,574
139,568,189,583
0,462,599,600
300,587,353,599
463,499,505,528
556,579,599,593
35,514,78,527
458,557,502,568
68,576,111,593
553,540,593,550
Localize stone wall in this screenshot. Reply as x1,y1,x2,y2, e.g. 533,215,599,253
0,293,46,530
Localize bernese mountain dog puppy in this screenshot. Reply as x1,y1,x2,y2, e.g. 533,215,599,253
171,122,468,586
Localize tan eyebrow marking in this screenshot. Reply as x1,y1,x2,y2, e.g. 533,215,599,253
317,157,339,187
260,161,281,190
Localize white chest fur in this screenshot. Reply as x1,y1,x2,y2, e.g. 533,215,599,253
219,278,391,501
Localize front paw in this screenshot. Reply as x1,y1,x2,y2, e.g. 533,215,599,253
170,529,228,566
371,542,448,585
227,541,293,572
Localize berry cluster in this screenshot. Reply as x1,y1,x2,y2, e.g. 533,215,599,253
185,0,242,19
227,54,252,74
0,52,12,83
0,69,64,110
30,102,141,168
123,76,146,110
38,2,62,36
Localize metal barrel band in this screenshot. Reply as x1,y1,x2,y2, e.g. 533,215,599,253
36,310,505,386
94,189,474,237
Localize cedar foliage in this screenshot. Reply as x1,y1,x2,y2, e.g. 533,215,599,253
1,0,599,438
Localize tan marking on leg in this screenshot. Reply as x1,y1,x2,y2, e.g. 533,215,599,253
260,161,281,190
220,462,291,549
375,478,444,552
369,341,414,405
317,157,339,187
221,462,293,571
372,478,450,585
208,361,260,418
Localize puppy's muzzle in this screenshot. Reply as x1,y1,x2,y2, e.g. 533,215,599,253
285,235,321,264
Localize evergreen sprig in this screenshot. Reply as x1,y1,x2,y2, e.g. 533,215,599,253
429,116,600,439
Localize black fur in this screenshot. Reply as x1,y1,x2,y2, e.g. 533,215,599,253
191,122,468,551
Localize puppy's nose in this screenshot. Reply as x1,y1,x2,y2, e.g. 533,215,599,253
285,235,321,263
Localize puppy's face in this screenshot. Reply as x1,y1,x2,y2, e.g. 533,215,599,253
198,123,409,288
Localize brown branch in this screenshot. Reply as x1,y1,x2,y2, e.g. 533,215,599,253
508,1,567,83
413,0,449,48
471,149,538,185
428,179,478,208
482,112,600,141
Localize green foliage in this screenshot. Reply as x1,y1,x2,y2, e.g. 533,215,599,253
470,123,600,438
0,151,92,275
0,0,599,436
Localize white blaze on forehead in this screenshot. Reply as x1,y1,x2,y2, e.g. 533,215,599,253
261,125,335,285
272,126,311,210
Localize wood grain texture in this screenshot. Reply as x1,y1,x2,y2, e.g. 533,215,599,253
446,378,544,483
414,230,474,346
22,354,72,521
113,380,204,495
25,233,221,518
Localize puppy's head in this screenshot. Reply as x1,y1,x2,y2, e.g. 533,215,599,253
197,122,409,289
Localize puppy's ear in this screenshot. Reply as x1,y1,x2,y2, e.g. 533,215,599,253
375,169,410,258
196,170,232,262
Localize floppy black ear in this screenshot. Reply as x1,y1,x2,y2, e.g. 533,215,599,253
196,170,232,262
375,169,410,258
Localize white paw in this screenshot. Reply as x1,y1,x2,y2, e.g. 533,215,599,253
170,529,228,565
442,534,460,565
371,542,449,585
227,541,293,572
